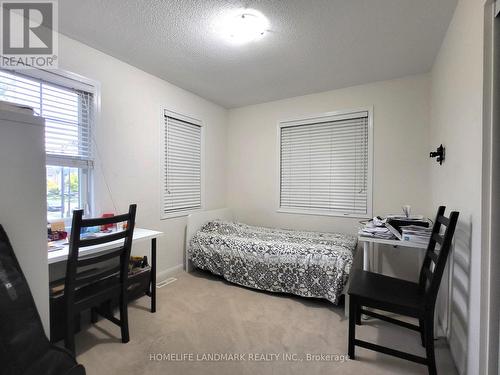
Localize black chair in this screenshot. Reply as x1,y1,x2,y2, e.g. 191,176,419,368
348,206,459,375
0,225,85,375
64,204,136,353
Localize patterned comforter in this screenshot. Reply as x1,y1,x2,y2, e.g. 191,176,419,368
188,220,357,304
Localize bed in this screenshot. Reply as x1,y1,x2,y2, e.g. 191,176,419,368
185,209,357,304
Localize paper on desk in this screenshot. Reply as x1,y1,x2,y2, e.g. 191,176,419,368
359,226,395,239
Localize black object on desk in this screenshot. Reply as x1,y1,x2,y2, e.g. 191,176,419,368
386,217,429,234
0,225,85,375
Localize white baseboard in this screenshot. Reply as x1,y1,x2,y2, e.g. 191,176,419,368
156,264,183,283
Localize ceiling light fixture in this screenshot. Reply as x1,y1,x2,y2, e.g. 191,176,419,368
217,9,269,45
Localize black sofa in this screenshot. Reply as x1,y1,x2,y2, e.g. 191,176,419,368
0,225,85,375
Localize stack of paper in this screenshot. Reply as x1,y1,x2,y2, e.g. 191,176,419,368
47,242,64,252
401,225,432,245
359,221,395,239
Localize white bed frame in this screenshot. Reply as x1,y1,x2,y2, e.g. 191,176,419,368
185,208,234,272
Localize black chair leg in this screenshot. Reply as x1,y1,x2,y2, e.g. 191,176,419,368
425,313,436,375
119,293,130,343
355,303,362,325
91,307,98,324
348,297,356,360
65,314,75,354
419,318,426,348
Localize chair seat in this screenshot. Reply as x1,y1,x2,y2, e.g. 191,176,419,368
348,270,425,317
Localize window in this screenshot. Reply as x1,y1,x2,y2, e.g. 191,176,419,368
161,110,203,218
279,109,372,217
0,69,95,220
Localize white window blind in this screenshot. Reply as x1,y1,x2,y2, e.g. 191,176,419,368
162,114,202,216
0,70,94,168
280,111,370,216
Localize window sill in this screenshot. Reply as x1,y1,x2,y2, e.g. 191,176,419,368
277,208,371,219
161,208,203,220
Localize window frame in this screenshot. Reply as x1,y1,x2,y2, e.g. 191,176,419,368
276,107,374,219
160,108,205,220
46,165,92,223
1,67,100,223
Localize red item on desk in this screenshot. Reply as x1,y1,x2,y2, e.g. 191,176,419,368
101,213,115,231
48,231,67,241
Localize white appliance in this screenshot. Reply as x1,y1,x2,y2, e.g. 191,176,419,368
0,104,49,335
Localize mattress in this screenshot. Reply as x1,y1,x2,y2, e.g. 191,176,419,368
188,220,357,304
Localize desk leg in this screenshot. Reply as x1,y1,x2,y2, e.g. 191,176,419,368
374,243,379,273
363,242,370,271
151,238,156,313
362,242,371,321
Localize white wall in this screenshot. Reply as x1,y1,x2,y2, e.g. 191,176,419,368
57,35,228,279
429,0,485,374
227,74,431,281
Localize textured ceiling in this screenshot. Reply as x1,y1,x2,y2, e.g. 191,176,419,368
59,0,457,108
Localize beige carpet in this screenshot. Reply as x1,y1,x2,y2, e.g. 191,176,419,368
75,270,458,375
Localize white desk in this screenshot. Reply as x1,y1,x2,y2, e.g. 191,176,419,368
358,236,428,271
48,228,163,312
48,228,162,264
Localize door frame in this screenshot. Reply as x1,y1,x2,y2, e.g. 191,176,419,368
480,2,500,374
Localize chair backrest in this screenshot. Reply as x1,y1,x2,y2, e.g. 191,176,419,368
0,225,51,373
418,206,459,308
64,204,137,302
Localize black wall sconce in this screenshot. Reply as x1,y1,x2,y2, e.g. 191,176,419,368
430,144,445,165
